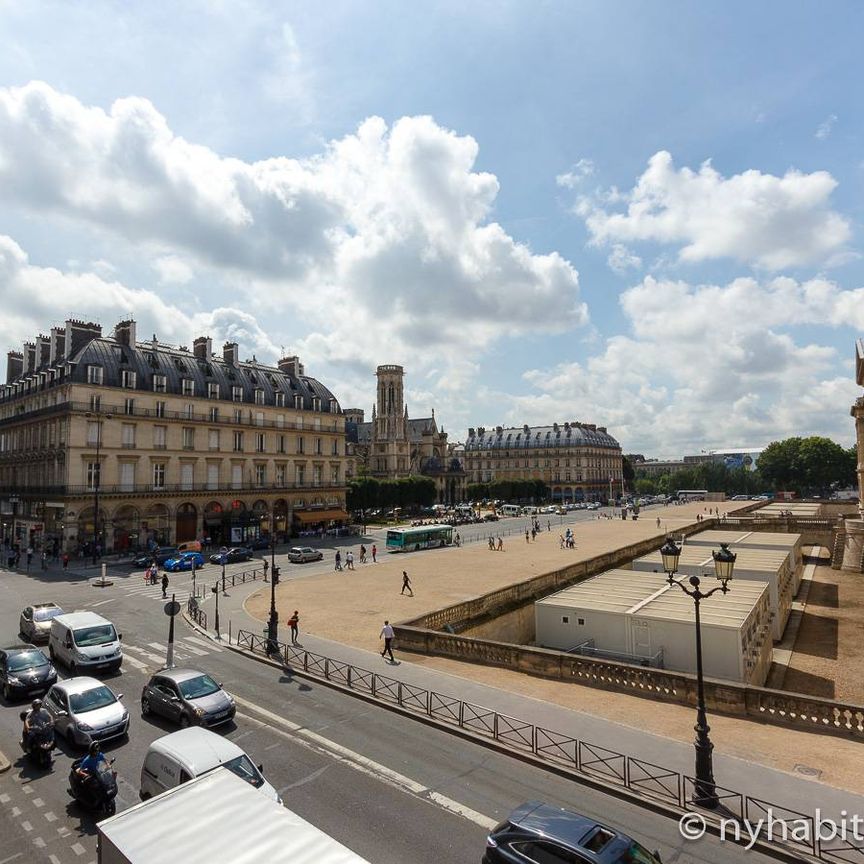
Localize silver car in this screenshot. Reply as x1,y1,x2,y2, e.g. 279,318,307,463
141,669,236,728
43,677,130,748
19,603,65,643
287,546,323,563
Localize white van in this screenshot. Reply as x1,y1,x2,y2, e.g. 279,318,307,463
500,505,521,517
140,727,280,803
48,611,123,675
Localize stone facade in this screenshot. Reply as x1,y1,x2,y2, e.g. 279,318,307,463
344,365,466,503
463,422,624,503
840,339,864,570
0,319,348,553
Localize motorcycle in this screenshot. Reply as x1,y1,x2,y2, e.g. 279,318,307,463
68,757,118,816
19,711,55,768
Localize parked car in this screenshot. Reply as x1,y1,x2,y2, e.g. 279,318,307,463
0,644,57,701
163,551,206,572
43,677,130,748
141,669,236,728
483,801,663,864
19,602,65,643
483,513,499,522
287,546,323,563
132,547,179,567
208,547,253,565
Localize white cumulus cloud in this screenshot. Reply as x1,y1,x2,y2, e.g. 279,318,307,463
576,151,850,270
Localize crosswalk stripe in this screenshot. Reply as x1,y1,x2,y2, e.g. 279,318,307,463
123,644,166,664
183,635,222,652
147,642,167,651
123,654,150,672
177,640,208,656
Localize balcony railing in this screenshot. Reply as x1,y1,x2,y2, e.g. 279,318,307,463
0,480,346,497
0,400,343,434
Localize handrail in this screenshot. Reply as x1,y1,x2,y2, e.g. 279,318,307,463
233,628,850,863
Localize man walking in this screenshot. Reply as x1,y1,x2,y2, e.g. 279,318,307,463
334,550,342,571
380,620,395,662
371,544,377,563
401,570,413,596
161,572,169,599
346,550,354,570
288,610,300,645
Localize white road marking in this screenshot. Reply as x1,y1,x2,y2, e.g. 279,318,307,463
33,838,46,848
122,653,150,672
32,797,44,807
21,820,32,832
176,639,208,656
88,598,116,608
147,642,168,652
10,807,20,817
44,812,57,822
0,854,23,863
0,793,9,804
21,786,32,795
123,644,166,664
49,856,61,864
233,698,497,830
184,635,222,651
71,842,86,856
57,826,71,837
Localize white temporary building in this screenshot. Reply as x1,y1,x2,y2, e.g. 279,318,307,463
759,502,824,518
630,546,795,641
535,569,773,685
681,530,803,592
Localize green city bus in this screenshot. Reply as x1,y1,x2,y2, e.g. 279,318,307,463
385,524,454,553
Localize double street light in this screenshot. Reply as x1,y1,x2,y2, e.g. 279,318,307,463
85,412,111,565
266,518,280,655
660,537,737,810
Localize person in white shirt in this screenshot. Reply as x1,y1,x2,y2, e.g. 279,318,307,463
380,620,395,662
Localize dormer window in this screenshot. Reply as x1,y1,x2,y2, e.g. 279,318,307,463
232,385,243,403
208,383,220,399
275,392,285,407
294,394,302,409
181,378,195,396
152,374,167,393
87,365,103,385
254,388,264,405
312,396,321,412
121,369,136,389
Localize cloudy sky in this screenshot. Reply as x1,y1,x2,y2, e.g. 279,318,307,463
1,1,863,457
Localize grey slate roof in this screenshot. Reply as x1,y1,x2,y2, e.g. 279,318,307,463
465,423,619,451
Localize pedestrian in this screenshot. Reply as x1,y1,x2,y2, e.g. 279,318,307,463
559,535,565,549
161,573,169,599
496,536,503,551
547,520,551,532
531,528,536,541
288,610,300,645
262,558,269,579
525,530,529,543
359,545,367,563
149,563,158,585
401,571,413,596
455,532,461,547
371,544,377,563
334,550,342,571
40,549,48,571
380,620,395,662
346,550,354,570
62,552,69,570
488,537,495,551
26,546,33,571
656,517,661,528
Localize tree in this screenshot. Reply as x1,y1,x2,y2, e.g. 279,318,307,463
758,436,854,495
622,456,636,489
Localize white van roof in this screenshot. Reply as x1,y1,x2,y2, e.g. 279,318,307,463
53,611,114,629
147,727,244,775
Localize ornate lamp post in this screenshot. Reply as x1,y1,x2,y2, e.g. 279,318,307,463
85,412,111,565
660,538,736,810
211,581,221,639
266,514,280,654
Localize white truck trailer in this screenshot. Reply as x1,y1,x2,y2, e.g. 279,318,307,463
97,767,371,864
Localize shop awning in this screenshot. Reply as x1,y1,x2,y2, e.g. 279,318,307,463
292,509,350,523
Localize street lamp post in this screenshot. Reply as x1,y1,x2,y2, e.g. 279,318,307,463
211,581,221,639
266,520,280,655
660,538,736,810
85,413,109,565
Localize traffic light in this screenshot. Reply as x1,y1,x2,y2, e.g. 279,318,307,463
272,567,280,585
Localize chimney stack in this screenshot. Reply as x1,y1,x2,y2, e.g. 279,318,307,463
193,336,212,361
277,355,303,377
23,341,36,374
6,351,23,384
222,341,238,365
113,319,137,347
49,327,66,364
37,334,51,367
65,319,102,356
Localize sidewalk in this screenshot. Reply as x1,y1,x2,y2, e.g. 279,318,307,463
197,501,864,818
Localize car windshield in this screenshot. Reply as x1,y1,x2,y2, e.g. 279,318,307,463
33,607,63,622
8,650,48,671
69,686,117,713
178,674,221,700
219,754,263,788
73,624,116,647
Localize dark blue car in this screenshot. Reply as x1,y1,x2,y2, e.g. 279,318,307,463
163,551,206,572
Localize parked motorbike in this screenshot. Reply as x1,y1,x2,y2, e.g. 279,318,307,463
68,757,118,816
19,711,55,768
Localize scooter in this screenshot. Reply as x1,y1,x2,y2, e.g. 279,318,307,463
68,757,118,816
19,712,55,768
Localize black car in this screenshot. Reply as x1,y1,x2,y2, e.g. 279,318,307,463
132,546,179,567
208,547,253,565
0,644,58,701
483,802,663,864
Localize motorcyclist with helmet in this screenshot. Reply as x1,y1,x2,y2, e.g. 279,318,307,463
77,741,107,778
22,698,53,741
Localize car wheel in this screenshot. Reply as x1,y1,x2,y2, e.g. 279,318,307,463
141,696,151,716
178,713,190,729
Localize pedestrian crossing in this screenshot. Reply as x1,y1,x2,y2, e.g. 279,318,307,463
121,636,223,672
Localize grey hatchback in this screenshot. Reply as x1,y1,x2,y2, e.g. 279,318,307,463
483,802,663,863
140,669,235,728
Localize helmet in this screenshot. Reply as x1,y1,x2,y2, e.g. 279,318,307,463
88,741,101,756
31,698,42,710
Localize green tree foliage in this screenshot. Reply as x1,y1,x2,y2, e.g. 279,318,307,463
346,475,437,512
759,436,856,495
622,455,636,488
463,480,549,502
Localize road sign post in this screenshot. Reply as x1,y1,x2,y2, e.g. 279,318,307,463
164,593,181,668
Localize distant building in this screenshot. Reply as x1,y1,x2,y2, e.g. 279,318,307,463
0,318,348,553
633,448,763,477
344,365,466,503
463,422,623,503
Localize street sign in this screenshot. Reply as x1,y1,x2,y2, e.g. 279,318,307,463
164,600,181,617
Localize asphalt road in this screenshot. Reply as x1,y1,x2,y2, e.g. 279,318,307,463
0,550,779,864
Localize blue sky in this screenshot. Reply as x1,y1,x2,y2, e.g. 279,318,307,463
1,1,863,456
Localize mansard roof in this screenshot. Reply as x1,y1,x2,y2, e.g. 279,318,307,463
464,423,620,451
351,416,439,445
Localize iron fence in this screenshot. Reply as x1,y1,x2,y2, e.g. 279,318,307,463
233,627,863,863
186,596,207,630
